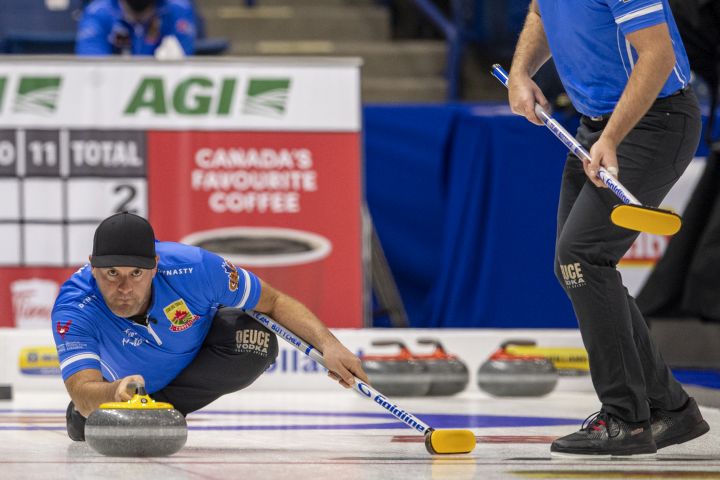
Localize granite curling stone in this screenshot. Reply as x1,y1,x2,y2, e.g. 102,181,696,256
414,339,469,396
361,340,431,397
85,384,187,457
477,341,559,397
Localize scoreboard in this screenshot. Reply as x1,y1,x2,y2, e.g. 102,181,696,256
0,58,364,329
0,129,147,267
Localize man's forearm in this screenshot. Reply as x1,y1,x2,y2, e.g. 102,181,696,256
602,50,675,145
510,2,551,79
265,294,339,353
69,380,119,417
602,23,677,145
251,281,367,385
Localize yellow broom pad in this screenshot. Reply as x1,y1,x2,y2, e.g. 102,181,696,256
611,205,681,236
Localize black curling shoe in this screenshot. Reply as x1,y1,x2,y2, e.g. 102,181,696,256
551,411,657,458
651,397,710,449
66,401,86,442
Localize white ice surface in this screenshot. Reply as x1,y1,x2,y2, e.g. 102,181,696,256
1,389,718,479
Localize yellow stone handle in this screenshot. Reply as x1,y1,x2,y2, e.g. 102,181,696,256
98,382,176,410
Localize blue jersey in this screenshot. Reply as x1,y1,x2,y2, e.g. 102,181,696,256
537,0,691,117
76,0,196,56
51,241,261,393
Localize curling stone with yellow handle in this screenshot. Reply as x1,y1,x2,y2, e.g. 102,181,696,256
85,382,187,457
504,343,590,374
477,341,559,397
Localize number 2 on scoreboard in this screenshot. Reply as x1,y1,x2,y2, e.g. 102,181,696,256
113,184,138,214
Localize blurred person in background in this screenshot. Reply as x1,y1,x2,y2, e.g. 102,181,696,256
76,0,196,56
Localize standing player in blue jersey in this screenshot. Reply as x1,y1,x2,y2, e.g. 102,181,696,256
76,0,196,56
507,0,709,457
52,212,369,441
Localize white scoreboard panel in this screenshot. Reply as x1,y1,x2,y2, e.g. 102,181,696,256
0,129,147,267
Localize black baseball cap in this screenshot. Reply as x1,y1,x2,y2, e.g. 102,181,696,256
91,212,157,269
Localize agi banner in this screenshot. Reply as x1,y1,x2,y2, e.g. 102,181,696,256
0,58,364,328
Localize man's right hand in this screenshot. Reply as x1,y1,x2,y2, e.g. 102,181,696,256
508,73,552,126
114,375,146,402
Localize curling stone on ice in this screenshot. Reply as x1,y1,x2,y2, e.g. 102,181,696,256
85,382,187,457
361,340,431,396
477,340,559,397
413,339,469,396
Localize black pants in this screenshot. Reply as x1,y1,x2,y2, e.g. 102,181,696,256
554,88,701,423
67,308,278,440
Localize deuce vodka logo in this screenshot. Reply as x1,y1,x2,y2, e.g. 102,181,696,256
559,262,586,289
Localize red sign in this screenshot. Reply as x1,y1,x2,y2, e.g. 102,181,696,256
0,268,78,328
0,130,363,329
619,233,670,267
147,131,363,328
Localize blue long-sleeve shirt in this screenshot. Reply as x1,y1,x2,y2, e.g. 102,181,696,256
52,241,261,393
76,0,196,56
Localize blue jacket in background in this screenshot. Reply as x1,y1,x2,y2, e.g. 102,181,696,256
76,0,196,56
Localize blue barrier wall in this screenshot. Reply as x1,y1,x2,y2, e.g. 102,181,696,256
365,104,580,328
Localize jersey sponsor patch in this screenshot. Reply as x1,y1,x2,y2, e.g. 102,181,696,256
222,259,240,292
159,267,194,276
163,299,199,332
235,328,271,356
56,320,73,339
56,341,88,354
559,262,586,289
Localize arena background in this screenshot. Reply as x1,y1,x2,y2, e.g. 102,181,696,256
0,3,718,478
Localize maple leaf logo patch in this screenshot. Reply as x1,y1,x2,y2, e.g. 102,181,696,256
163,299,199,332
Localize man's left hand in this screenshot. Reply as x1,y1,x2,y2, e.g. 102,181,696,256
587,136,619,188
323,342,370,389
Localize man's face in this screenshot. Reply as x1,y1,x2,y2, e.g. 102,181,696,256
92,265,156,318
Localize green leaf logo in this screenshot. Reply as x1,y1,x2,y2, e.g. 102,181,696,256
14,77,62,114
243,78,291,118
